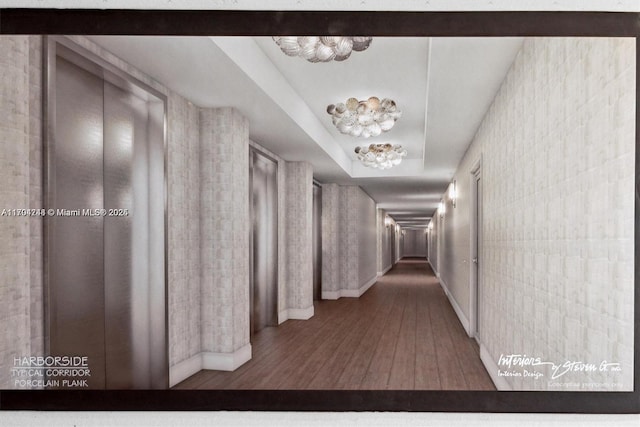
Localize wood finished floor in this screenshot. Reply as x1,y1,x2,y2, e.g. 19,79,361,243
174,259,495,390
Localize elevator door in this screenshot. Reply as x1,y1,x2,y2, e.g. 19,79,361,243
250,150,278,335
312,183,322,301
46,41,167,389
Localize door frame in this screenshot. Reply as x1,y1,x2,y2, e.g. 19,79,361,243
43,36,169,388
312,180,322,301
469,157,482,343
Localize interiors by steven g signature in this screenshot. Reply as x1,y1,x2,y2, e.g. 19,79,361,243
497,354,621,380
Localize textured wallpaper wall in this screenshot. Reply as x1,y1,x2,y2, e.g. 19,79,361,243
200,107,250,354
322,184,377,298
433,37,635,391
321,183,340,294
284,161,314,313
0,36,34,389
485,37,634,391
168,96,201,365
28,36,44,360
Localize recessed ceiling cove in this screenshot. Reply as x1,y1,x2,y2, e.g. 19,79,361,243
87,35,523,227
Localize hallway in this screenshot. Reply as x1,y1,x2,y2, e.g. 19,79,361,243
1,34,633,395
175,259,495,390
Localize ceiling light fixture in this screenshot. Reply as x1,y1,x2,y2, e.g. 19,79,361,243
355,143,407,170
272,36,372,62
327,97,402,138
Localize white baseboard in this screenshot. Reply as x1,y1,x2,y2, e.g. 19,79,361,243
357,274,377,296
439,277,471,336
377,264,392,277
322,275,377,300
278,309,288,324
169,353,202,387
340,288,361,298
287,305,314,320
201,343,252,372
480,343,512,391
321,290,340,300
428,259,439,277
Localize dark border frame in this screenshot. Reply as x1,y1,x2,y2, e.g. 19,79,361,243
0,8,638,414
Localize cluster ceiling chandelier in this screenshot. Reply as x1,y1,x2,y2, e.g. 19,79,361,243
326,97,402,138
272,36,372,62
272,35,407,170
355,143,407,170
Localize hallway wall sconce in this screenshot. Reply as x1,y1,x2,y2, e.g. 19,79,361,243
328,96,402,138
385,216,392,228
273,36,372,62
438,201,445,217
449,180,457,208
354,143,407,169
428,221,433,230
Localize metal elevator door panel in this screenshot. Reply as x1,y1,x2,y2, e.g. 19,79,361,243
312,183,322,301
50,56,106,389
47,41,167,390
103,80,149,389
250,150,278,335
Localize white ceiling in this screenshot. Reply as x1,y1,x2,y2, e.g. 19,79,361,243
88,35,523,227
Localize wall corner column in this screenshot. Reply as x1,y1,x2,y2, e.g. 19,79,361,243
320,183,340,299
283,161,314,319
199,107,251,370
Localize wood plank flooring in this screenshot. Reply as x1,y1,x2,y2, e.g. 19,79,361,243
174,258,495,390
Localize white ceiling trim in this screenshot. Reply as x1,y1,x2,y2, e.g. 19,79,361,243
351,159,435,178
210,36,354,175
212,36,436,180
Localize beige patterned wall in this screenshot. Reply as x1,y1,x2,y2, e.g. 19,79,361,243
339,186,360,292
200,107,250,354
322,184,378,298
433,37,635,391
28,36,44,359
284,162,314,313
0,36,33,389
167,96,201,367
321,183,340,294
